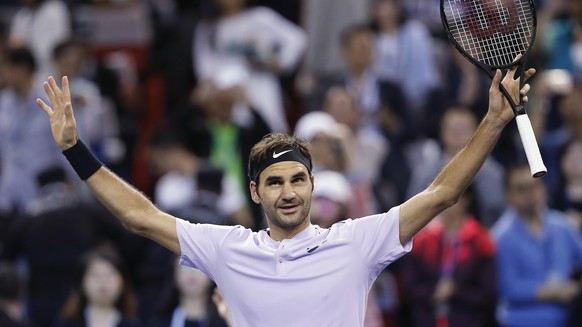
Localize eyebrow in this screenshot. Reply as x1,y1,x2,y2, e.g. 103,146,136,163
264,171,308,184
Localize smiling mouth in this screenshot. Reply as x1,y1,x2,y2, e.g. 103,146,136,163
279,204,299,214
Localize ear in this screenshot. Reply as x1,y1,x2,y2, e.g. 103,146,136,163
311,174,315,192
249,181,261,204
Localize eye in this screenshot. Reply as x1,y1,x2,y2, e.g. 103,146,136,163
267,180,282,186
292,177,306,183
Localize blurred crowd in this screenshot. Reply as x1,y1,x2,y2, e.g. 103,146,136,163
1,0,582,326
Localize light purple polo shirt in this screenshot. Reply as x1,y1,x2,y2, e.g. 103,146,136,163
176,206,412,327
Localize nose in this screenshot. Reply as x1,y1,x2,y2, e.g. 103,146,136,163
281,182,296,201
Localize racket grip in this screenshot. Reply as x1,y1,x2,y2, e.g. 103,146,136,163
515,114,547,178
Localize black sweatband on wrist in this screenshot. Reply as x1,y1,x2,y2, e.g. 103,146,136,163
62,140,103,180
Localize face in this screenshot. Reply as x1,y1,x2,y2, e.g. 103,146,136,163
1,63,31,89
324,89,360,130
439,195,470,225
506,167,546,217
83,258,123,307
561,141,582,180
175,265,211,299
559,87,582,125
441,110,477,153
374,0,401,26
250,162,313,234
342,31,374,71
55,46,85,77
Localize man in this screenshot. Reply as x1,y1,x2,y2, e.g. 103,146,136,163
0,47,61,212
492,164,582,327
36,63,532,326
407,106,506,227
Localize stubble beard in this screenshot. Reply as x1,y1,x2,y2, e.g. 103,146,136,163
266,199,312,231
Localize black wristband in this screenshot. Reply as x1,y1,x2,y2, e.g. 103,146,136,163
62,140,103,180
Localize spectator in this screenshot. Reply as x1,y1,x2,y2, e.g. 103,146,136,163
407,106,505,227
492,164,582,327
553,139,582,230
540,0,582,78
338,24,413,141
55,248,141,327
193,0,307,133
0,262,34,327
402,187,497,327
8,0,71,75
540,81,582,200
0,47,62,212
51,39,123,165
150,263,228,327
147,125,253,229
3,166,133,327
167,65,272,228
371,0,439,116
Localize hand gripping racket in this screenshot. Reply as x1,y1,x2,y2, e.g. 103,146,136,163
441,0,547,177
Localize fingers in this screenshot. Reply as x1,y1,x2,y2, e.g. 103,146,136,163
47,76,64,99
490,69,502,93
36,98,53,116
62,76,71,103
43,82,57,106
524,68,536,82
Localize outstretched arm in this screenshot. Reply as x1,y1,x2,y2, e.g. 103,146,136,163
399,67,536,244
37,76,180,254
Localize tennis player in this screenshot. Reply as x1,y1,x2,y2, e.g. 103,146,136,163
36,66,533,327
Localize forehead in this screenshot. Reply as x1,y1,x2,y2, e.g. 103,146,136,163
508,168,540,188
259,161,309,181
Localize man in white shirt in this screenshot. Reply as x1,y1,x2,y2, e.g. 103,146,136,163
36,64,534,326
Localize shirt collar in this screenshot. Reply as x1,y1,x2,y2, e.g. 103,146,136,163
261,224,318,246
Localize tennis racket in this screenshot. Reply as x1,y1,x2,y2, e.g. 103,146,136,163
440,0,547,178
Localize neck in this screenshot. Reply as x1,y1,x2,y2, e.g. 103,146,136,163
180,296,207,320
269,218,311,241
87,304,116,316
349,66,368,80
380,22,398,35
15,79,32,99
86,305,119,327
443,216,464,235
221,7,243,17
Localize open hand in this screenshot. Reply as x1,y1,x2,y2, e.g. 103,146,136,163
36,76,78,150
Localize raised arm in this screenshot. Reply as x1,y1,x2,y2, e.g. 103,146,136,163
37,76,180,254
399,67,535,244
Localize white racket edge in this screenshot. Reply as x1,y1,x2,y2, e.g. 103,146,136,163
515,114,547,178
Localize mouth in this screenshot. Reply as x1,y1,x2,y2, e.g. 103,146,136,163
278,204,300,214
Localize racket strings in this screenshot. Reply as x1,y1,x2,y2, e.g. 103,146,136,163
443,0,534,67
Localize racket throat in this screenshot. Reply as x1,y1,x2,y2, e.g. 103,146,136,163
515,105,526,116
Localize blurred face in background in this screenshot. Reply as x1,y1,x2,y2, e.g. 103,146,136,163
324,88,360,131
1,62,32,90
561,140,582,182
54,45,85,78
440,108,477,154
175,266,212,299
342,30,374,73
374,0,401,28
559,86,582,127
506,166,546,218
83,258,123,308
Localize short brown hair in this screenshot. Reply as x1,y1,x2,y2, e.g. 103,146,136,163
248,133,312,183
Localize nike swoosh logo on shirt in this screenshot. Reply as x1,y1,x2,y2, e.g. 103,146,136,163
272,149,293,158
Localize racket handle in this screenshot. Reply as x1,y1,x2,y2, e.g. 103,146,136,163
515,114,547,178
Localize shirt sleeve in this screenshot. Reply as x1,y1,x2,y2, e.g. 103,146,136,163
176,218,237,280
349,206,413,279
